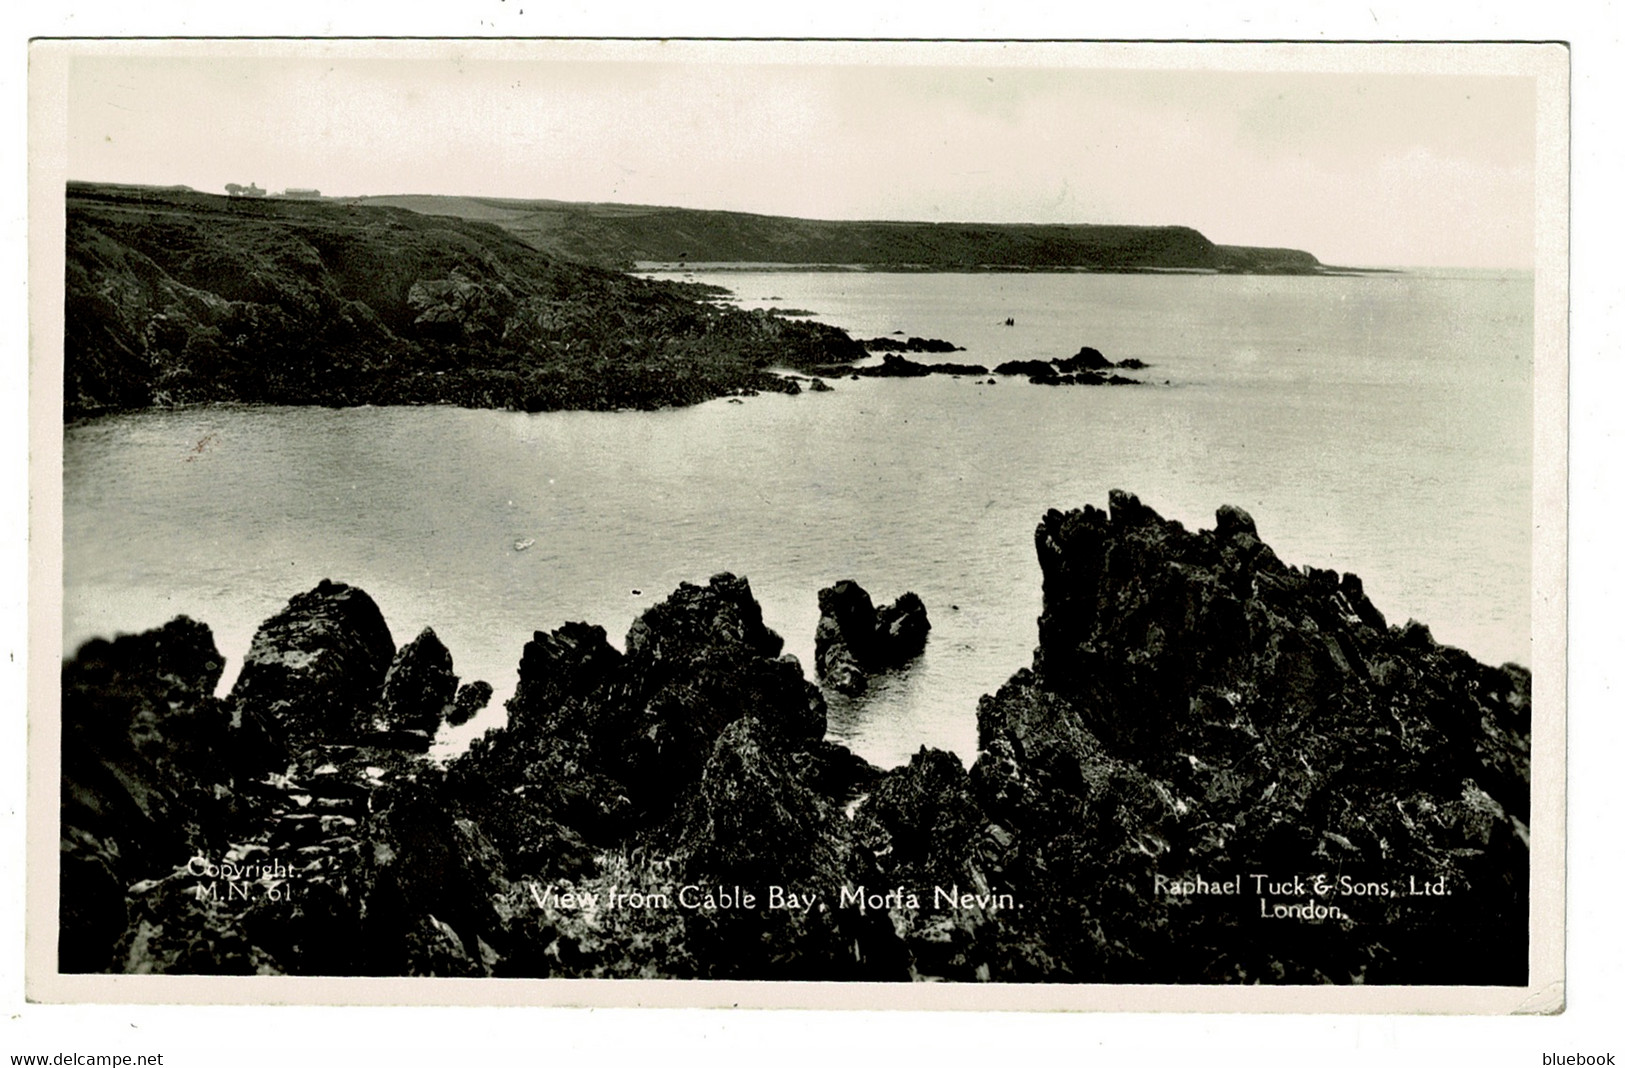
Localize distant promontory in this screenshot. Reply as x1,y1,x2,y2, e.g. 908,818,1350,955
346,193,1326,274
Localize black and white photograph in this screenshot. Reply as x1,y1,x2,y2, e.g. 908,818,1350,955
26,36,1570,1014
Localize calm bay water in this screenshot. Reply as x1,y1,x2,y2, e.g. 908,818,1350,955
62,270,1533,768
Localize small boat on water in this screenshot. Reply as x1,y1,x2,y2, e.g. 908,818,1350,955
513,538,535,552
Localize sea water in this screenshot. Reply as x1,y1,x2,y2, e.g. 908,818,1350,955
61,269,1533,768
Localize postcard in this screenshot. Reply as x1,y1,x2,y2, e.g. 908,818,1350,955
27,38,1568,1012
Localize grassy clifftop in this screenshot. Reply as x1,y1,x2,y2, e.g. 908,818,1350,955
349,193,1325,273
64,183,864,421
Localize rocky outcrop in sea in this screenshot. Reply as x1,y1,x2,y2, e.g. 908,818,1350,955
992,345,1148,385
59,494,1529,983
857,336,965,353
816,354,991,378
813,580,932,695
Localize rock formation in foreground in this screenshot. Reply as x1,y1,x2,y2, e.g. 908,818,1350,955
59,493,1528,983
813,580,931,695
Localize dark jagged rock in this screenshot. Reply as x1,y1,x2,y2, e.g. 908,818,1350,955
505,621,623,737
875,591,932,661
853,747,1019,980
62,496,1528,985
855,747,993,891
958,491,1532,983
447,680,493,727
230,580,396,746
376,626,457,738
858,336,964,353
814,580,879,695
348,782,513,976
77,693,519,976
670,717,909,980
855,353,932,377
135,768,515,978
624,572,784,671
445,619,638,862
677,717,846,887
450,572,828,876
59,617,272,972
450,730,635,858
992,359,1054,376
614,574,826,810
814,623,868,695
1052,345,1112,372
814,580,932,695
800,740,885,804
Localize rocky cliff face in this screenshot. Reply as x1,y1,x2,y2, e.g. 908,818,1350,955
64,183,864,421
958,492,1530,983
59,494,1529,983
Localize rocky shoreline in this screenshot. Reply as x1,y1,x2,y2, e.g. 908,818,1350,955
64,183,865,422
60,493,1530,983
66,183,1171,423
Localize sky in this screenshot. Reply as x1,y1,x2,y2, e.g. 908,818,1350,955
54,41,1548,268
